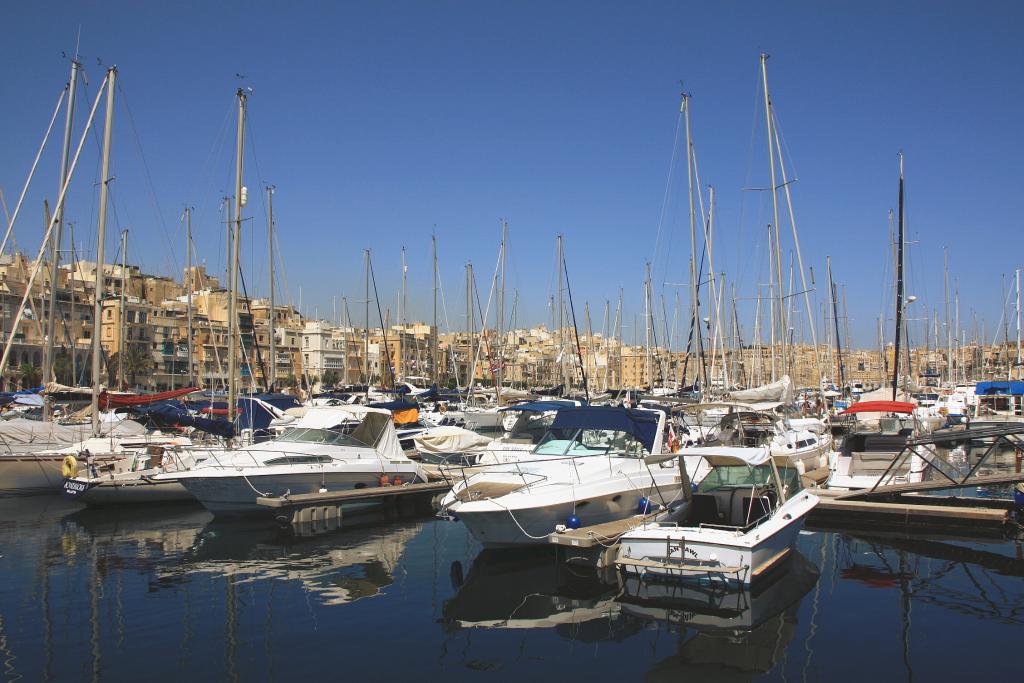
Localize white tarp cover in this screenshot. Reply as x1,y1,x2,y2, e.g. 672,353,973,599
857,386,912,403
413,426,493,455
0,417,146,445
294,405,390,429
728,375,792,404
680,445,771,466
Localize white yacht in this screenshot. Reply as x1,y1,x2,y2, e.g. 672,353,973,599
475,399,580,466
615,446,818,585
439,406,688,547
165,405,425,515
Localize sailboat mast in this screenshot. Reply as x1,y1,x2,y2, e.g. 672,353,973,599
363,250,370,385
118,229,128,387
266,186,275,391
431,234,438,385
827,256,845,393
43,58,80,416
185,207,194,387
497,220,506,402
682,92,706,391
761,53,787,377
644,263,653,389
891,153,906,401
1017,269,1021,378
557,234,565,389
228,88,246,426
90,67,116,437
944,248,951,385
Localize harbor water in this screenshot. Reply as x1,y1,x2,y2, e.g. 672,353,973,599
1,496,1022,682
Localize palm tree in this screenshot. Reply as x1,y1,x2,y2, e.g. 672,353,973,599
18,363,41,389
108,344,152,389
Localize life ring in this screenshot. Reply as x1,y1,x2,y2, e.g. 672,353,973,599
61,455,78,478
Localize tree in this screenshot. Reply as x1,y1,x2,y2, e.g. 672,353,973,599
321,370,340,388
108,344,152,389
53,351,75,385
18,363,41,389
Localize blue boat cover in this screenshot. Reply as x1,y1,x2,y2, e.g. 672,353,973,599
550,406,660,453
369,398,419,410
975,381,1024,396
499,400,578,413
251,393,301,412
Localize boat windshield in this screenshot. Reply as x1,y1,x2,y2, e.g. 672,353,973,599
275,427,369,448
505,411,557,444
697,463,802,497
534,428,648,458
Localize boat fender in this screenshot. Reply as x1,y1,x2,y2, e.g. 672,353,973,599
1014,482,1024,510
61,455,78,479
637,497,651,514
566,514,581,529
379,474,391,487
392,475,402,486
450,561,464,588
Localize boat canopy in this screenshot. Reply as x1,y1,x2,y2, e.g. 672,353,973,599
681,445,772,467
413,426,493,456
498,400,577,413
975,381,1024,396
841,400,916,415
294,405,391,429
550,406,660,453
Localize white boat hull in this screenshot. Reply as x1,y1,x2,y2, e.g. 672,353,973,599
616,492,818,585
178,468,420,516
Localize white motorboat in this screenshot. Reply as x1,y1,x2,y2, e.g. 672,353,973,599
475,399,580,466
164,405,425,516
826,400,924,490
614,446,818,585
61,444,209,504
0,428,190,496
439,406,688,548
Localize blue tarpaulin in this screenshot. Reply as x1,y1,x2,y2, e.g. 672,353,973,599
975,381,1024,396
499,400,579,413
550,406,660,453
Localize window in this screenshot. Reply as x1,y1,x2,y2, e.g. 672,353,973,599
857,362,865,371
535,428,647,458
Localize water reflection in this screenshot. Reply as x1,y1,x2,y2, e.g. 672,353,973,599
1,495,1023,682
621,553,820,679
158,518,425,607
443,547,637,641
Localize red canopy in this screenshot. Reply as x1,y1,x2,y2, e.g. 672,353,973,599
99,386,200,410
840,400,916,415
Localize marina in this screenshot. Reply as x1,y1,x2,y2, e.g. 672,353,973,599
2,2,1024,680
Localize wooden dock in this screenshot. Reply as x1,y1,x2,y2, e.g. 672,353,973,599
809,489,1011,536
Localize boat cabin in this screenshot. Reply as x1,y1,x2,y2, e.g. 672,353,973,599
685,449,800,530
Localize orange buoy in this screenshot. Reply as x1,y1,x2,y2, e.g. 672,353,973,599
392,475,402,486
379,474,391,487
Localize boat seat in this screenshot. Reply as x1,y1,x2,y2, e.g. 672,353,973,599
687,493,723,525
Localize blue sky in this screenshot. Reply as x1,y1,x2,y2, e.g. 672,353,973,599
1,1,1020,348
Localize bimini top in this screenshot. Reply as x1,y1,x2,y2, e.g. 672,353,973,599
499,400,578,413
679,445,772,467
840,400,916,415
551,406,660,453
294,405,392,429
